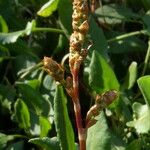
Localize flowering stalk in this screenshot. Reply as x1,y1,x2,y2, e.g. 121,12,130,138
43,1,118,150
69,0,89,150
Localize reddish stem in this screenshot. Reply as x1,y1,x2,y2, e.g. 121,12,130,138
72,68,86,150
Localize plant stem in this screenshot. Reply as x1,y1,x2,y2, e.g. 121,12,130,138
72,68,86,150
107,29,147,43
142,40,150,75
32,27,64,34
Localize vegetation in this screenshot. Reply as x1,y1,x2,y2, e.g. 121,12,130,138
1,0,150,149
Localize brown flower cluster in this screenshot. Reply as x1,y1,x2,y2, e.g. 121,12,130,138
86,90,118,128
69,0,89,71
43,57,64,82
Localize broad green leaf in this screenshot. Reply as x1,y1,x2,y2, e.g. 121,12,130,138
95,4,140,25
0,84,16,101
143,11,150,32
6,141,24,150
29,112,41,136
122,61,137,90
53,34,68,56
89,50,119,93
13,54,39,76
14,99,31,129
107,33,147,54
37,0,59,17
0,20,35,44
127,75,150,134
25,79,40,91
29,137,60,150
54,84,75,150
6,39,35,55
111,132,126,150
126,140,141,150
0,133,16,149
86,112,111,150
0,84,16,112
0,15,8,33
39,116,51,137
58,0,72,36
126,102,150,134
16,83,44,115
89,16,107,56
137,76,150,107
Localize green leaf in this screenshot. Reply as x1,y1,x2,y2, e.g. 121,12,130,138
143,11,150,35
89,50,119,93
95,4,140,25
0,45,10,63
54,84,75,150
14,99,31,129
37,0,59,17
89,16,107,56
58,0,72,36
0,15,8,33
137,76,150,107
0,133,16,149
0,84,16,101
6,141,24,150
86,112,111,150
39,116,51,137
16,83,44,115
126,140,141,150
141,0,150,10
13,54,39,76
122,61,137,90
127,76,150,133
0,84,16,112
29,112,41,136
29,137,60,150
111,132,126,150
107,34,147,54
126,102,150,134
0,20,35,44
25,79,40,91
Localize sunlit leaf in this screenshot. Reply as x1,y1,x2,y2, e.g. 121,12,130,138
37,0,59,17
29,137,60,150
14,99,31,129
0,20,35,44
122,61,137,89
127,76,150,133
89,50,119,93
54,84,75,150
39,116,51,137
95,4,140,25
0,133,16,149
138,76,150,106
127,102,150,133
0,15,8,33
86,112,111,150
